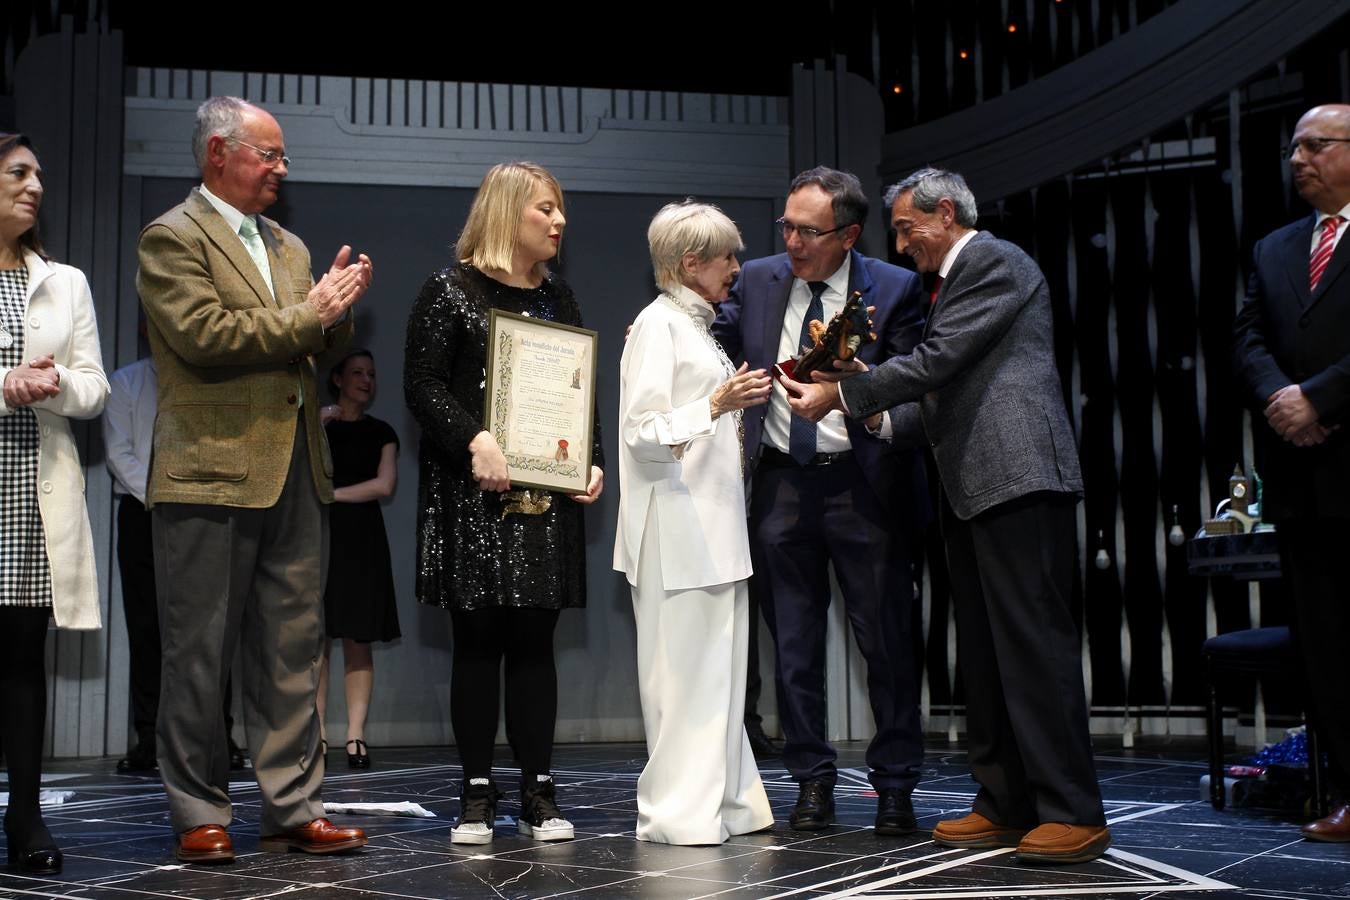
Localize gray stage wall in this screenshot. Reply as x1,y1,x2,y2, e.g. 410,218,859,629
104,70,826,754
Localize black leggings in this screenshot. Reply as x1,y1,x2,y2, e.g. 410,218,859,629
0,607,54,847
450,607,560,781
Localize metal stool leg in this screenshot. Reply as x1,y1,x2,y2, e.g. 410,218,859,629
1208,661,1226,811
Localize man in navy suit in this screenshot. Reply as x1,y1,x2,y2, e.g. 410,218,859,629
711,166,928,834
1235,103,1350,843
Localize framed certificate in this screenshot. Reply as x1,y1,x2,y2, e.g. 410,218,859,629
483,309,598,494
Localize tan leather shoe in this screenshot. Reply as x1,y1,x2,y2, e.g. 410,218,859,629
175,824,234,863
1302,804,1350,842
1016,823,1111,864
932,811,1029,849
259,818,366,854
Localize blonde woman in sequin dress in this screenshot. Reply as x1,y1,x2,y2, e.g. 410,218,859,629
0,133,109,875
614,200,775,844
404,162,603,847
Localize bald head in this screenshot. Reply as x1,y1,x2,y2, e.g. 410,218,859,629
1291,104,1350,214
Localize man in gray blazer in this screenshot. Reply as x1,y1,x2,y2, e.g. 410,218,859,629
787,167,1109,865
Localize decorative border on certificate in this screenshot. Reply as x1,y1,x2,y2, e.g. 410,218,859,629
483,309,598,494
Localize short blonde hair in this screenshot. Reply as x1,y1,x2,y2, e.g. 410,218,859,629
647,200,744,294
457,161,564,279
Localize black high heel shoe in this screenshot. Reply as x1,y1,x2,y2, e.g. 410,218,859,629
346,738,370,769
6,844,63,876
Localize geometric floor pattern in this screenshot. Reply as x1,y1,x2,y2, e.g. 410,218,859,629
3,740,1349,898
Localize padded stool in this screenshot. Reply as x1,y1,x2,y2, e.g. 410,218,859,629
1204,625,1326,814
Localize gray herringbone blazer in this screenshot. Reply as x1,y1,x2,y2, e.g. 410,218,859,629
840,231,1081,520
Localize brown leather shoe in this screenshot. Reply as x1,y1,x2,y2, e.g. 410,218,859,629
1016,823,1111,864
258,818,367,854
932,811,1029,849
175,824,234,863
1302,804,1350,842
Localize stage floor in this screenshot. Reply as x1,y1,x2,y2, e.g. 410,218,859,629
2,740,1347,899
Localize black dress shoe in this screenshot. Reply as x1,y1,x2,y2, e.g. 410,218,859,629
789,781,835,831
746,728,782,760
346,739,370,769
6,845,62,875
117,747,158,773
874,788,917,835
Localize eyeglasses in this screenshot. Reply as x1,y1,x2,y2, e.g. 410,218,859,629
1285,137,1350,158
230,138,291,168
776,217,852,241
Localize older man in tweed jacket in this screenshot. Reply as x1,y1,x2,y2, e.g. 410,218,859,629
137,96,369,864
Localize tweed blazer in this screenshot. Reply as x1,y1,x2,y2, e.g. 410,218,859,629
841,232,1082,520
136,188,351,508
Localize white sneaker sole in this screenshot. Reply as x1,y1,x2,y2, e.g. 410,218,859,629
451,825,493,845
518,819,574,841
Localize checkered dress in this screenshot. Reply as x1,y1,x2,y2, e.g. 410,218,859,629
0,267,53,607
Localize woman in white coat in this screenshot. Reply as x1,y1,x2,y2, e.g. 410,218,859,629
0,133,109,876
614,200,774,844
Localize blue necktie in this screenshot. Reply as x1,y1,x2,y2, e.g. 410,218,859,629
788,281,829,465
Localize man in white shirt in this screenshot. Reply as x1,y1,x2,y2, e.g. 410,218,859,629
103,352,248,774
103,354,159,773
788,167,1109,864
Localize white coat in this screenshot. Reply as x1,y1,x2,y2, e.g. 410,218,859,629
0,249,109,628
613,287,751,590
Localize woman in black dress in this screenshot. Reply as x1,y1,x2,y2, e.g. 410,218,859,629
404,161,603,846
318,349,400,769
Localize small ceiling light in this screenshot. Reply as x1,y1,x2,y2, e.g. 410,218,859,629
958,49,970,59
892,84,903,94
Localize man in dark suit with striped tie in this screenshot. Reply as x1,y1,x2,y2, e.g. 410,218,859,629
1235,103,1350,843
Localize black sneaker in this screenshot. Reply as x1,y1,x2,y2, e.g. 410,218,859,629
874,788,917,835
517,775,574,841
452,778,501,845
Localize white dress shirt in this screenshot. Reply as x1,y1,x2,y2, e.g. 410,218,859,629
103,356,157,503
763,255,853,454
1311,202,1350,255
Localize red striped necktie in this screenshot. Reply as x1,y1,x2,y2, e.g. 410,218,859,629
1310,215,1343,292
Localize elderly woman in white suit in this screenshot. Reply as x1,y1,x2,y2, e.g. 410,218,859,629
614,200,774,845
0,132,108,876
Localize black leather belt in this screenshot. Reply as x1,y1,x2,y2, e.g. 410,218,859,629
760,446,853,468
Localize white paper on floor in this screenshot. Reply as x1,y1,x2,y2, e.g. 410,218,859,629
323,801,436,818
0,790,77,807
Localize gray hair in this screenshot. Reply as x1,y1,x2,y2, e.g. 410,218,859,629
192,96,251,171
884,167,979,228
788,166,869,229
647,199,744,295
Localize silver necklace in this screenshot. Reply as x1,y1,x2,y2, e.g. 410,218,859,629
663,291,745,471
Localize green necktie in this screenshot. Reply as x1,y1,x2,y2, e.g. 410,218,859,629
238,215,274,300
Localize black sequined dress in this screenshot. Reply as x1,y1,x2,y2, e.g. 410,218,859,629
404,264,603,612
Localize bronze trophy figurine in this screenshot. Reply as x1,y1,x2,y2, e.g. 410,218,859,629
779,290,877,383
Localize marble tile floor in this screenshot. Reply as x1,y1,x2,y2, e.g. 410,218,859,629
2,740,1348,899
